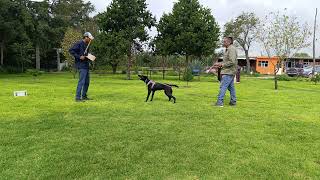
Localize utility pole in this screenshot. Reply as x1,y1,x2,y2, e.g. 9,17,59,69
312,8,317,76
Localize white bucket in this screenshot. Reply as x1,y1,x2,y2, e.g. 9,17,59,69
14,90,27,97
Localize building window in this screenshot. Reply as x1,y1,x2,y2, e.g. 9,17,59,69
258,61,269,68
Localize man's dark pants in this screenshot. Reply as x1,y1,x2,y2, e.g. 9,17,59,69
76,68,90,100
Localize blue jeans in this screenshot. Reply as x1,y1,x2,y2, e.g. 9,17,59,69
76,69,90,99
217,74,236,104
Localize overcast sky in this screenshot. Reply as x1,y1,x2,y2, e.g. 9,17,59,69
88,0,319,56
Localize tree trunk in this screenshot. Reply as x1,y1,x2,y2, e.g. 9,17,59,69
56,48,61,71
274,65,278,90
36,44,40,70
162,56,166,79
185,55,189,70
245,49,251,73
0,41,4,66
20,47,24,73
127,53,132,80
112,63,118,74
178,64,181,80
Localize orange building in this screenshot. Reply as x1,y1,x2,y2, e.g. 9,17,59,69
255,56,280,75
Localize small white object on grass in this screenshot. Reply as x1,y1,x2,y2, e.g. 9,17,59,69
14,90,27,97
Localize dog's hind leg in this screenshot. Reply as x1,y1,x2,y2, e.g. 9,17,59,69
172,96,176,103
150,91,155,101
165,89,176,103
164,90,172,101
146,90,151,102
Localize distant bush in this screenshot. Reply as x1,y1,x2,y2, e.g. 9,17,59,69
183,67,194,85
243,72,261,77
4,66,21,74
61,66,70,72
311,74,320,85
0,66,6,73
26,69,43,79
166,70,178,76
277,74,302,81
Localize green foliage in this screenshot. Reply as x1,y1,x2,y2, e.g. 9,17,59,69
10,42,33,72
0,66,4,73
92,33,127,73
183,67,194,83
294,52,311,58
26,69,43,79
156,0,220,61
1,66,21,74
97,0,155,79
190,59,204,71
166,70,178,76
61,28,82,78
61,28,82,68
51,0,95,28
276,74,307,81
311,74,320,84
276,74,291,81
224,12,259,73
224,12,259,48
256,10,312,90
257,10,311,59
0,0,95,70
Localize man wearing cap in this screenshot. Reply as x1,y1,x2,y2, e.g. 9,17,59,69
214,36,238,107
69,32,94,102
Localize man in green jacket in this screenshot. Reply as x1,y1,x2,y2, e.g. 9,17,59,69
214,37,238,107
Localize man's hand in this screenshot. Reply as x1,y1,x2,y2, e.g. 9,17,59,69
80,56,86,60
214,62,223,68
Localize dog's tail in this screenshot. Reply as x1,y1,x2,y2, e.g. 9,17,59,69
165,84,179,88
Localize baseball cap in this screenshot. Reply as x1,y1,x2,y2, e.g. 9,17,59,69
83,32,94,40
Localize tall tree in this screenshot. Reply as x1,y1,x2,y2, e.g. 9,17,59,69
50,0,94,29
61,27,82,78
27,0,52,70
257,10,311,90
97,0,155,80
156,0,220,69
0,0,31,67
93,33,127,74
10,42,33,72
224,12,259,73
0,0,14,66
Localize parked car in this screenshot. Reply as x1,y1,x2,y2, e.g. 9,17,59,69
286,67,304,77
302,65,320,78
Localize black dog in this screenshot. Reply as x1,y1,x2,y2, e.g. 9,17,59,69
138,75,179,103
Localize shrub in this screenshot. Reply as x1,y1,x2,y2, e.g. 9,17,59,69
277,74,294,81
26,69,43,79
166,70,178,76
311,74,320,85
0,66,6,73
183,67,194,85
61,66,70,72
4,66,21,74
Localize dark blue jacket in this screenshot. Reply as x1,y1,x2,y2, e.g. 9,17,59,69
69,40,90,69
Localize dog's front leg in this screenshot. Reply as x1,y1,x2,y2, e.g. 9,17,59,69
146,90,151,102
150,91,155,101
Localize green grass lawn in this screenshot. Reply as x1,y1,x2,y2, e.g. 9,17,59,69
0,73,320,179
